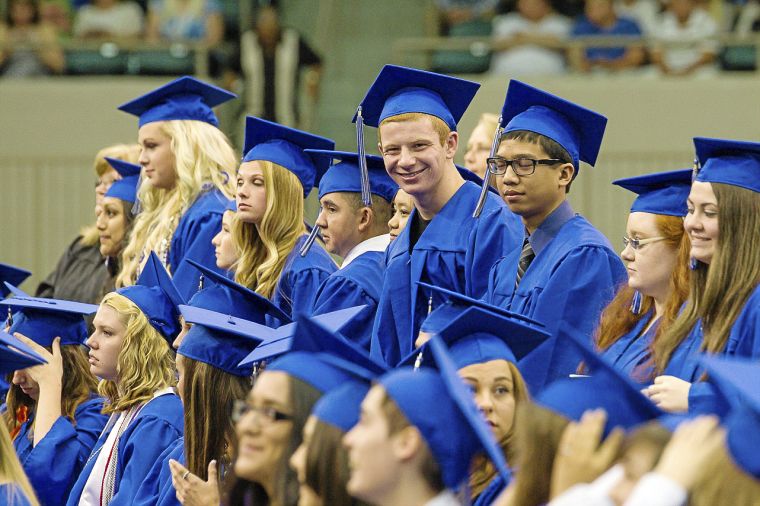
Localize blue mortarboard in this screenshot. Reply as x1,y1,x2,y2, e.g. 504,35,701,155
312,381,370,432
536,333,662,435
0,294,98,347
701,356,760,479
185,259,290,324
237,305,368,367
381,335,510,490
104,157,142,204
178,308,266,377
613,169,693,217
0,331,47,375
242,116,335,198
118,75,236,128
0,264,31,298
117,252,185,342
500,80,607,170
306,150,399,203
694,137,760,194
225,199,236,212
353,65,479,131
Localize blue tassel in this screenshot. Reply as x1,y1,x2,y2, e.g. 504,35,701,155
355,106,373,207
689,257,699,270
630,290,643,314
472,118,503,218
299,222,321,257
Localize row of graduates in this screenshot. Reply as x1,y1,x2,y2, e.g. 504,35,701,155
0,61,759,505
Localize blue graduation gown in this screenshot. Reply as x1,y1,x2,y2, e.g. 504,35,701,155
600,310,658,384
267,235,337,325
311,250,385,350
370,181,523,367
0,484,33,505
13,396,107,506
66,393,184,506
133,438,184,506
168,189,229,302
486,204,627,393
473,474,509,506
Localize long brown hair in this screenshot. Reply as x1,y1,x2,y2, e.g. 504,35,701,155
181,358,250,482
654,183,760,373
0,423,39,506
595,214,690,381
4,345,99,437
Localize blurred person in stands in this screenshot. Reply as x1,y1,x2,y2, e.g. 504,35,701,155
436,0,499,34
650,0,718,76
0,0,63,77
73,0,144,40
146,0,223,45
463,112,499,182
614,0,660,35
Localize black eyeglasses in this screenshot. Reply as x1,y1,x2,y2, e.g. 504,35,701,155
486,157,564,176
232,400,293,424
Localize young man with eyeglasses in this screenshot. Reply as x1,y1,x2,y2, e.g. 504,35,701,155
482,80,626,392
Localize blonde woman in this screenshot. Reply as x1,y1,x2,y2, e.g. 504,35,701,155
66,253,184,505
116,76,237,301
233,116,337,321
35,143,140,303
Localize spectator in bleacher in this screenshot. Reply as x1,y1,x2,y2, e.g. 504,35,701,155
463,112,499,181
73,0,144,40
569,0,645,73
0,0,64,77
146,0,223,45
489,0,571,76
436,0,499,34
615,0,660,34
650,0,718,76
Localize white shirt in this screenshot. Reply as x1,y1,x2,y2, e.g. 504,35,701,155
341,234,391,268
424,490,462,506
490,13,571,76
73,2,144,38
654,8,718,71
614,0,659,35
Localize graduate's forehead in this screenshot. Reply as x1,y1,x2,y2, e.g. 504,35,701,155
251,370,290,406
496,137,549,158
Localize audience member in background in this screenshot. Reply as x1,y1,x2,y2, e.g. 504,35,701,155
463,112,499,182
227,5,323,128
387,189,414,243
614,0,660,35
490,0,571,76
0,0,64,77
146,0,223,45
569,0,645,73
35,144,140,304
436,0,499,33
650,0,718,76
73,0,144,40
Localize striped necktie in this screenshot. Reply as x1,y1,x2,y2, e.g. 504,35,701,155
515,236,535,289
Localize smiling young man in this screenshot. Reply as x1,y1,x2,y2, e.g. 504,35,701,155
483,80,626,392
355,65,523,367
304,149,398,349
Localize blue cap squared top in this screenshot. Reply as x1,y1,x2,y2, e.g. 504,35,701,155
694,137,760,194
0,264,31,298
177,307,266,377
305,150,399,203
117,251,185,342
701,356,760,479
242,116,336,198
185,259,291,324
613,169,693,217
500,80,607,170
0,295,98,347
104,157,142,204
380,335,510,490
353,65,480,131
536,333,662,435
0,330,47,375
266,351,368,394
118,75,236,128
312,381,371,433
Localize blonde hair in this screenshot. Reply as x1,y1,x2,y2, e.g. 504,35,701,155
232,160,305,298
80,143,141,246
0,424,39,506
378,112,451,147
97,292,176,414
117,120,237,288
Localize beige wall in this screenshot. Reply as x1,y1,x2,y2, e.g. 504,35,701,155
2,75,760,292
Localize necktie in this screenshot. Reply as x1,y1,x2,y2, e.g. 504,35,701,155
515,237,535,289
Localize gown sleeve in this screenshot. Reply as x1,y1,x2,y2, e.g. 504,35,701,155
284,266,334,319
170,210,225,302
132,439,184,506
311,275,377,349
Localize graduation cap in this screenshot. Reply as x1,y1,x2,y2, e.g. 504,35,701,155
380,335,511,490
225,199,236,212
0,294,98,347
701,356,760,479
613,169,693,217
0,263,31,298
118,75,236,128
117,251,185,342
0,330,47,375
536,333,663,435
693,137,760,194
184,259,290,325
312,381,371,432
104,157,142,204
307,150,398,203
242,116,335,199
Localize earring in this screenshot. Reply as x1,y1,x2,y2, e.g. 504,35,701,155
630,290,643,315
689,257,698,270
